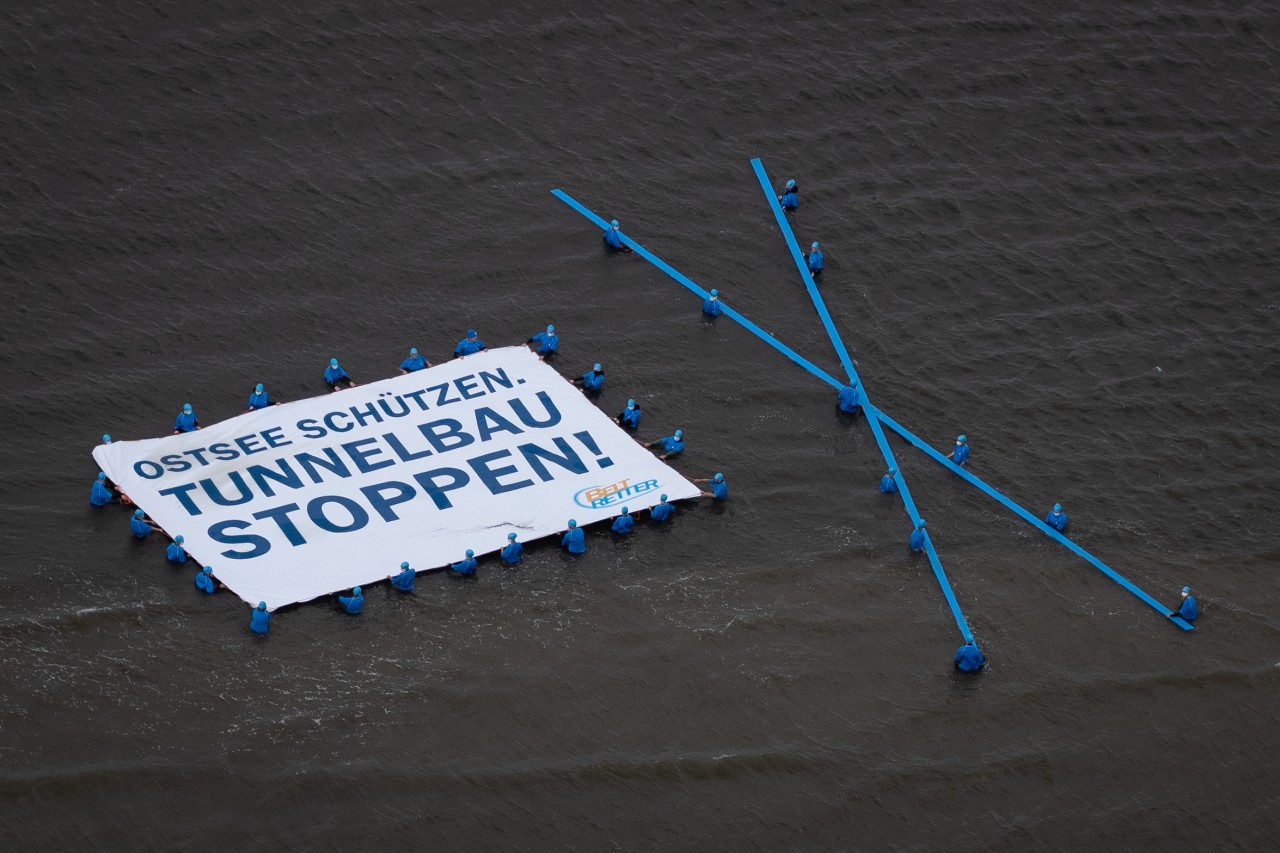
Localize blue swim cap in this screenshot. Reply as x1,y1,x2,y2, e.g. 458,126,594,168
786,179,795,188
202,566,212,574
330,358,338,366
610,219,619,227
568,519,577,528
182,403,192,413
627,399,635,408
714,473,724,482
889,468,897,476
710,289,718,297
1053,503,1062,512
593,363,602,371
811,241,819,249
957,434,967,443
1182,586,1191,594
353,586,361,596
917,519,927,528
659,494,668,501
547,324,554,333
175,535,184,543
400,561,409,569
621,506,629,515
255,383,264,393
674,429,683,438
97,471,106,480
465,549,474,557
409,347,417,355
508,532,517,540
102,434,111,443
133,509,144,518
466,329,476,337
257,601,266,610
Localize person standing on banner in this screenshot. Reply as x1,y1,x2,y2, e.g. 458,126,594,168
778,178,799,211
337,587,364,614
450,549,478,576
616,399,642,430
249,601,270,635
572,363,604,393
501,533,523,565
195,566,222,594
528,324,560,358
611,508,635,535
400,347,428,374
166,535,188,564
603,219,633,254
880,469,898,494
90,472,115,506
172,403,199,434
804,241,824,282
642,429,684,460
325,358,356,392
691,473,728,500
946,435,970,466
702,289,722,317
388,561,416,591
454,329,486,357
246,383,276,410
562,519,586,554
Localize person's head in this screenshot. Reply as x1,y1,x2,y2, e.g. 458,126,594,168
409,347,418,356
102,433,112,443
593,363,602,372
957,434,967,444
917,519,927,529
888,468,897,477
330,358,339,367
174,535,184,544
659,494,668,502
182,403,192,414
133,509,144,518
257,601,267,611
811,241,819,249
568,519,577,529
621,506,629,515
1182,586,1191,598
610,219,619,228
674,429,683,439
400,561,409,570
465,549,474,558
202,566,212,575
714,473,724,483
786,179,795,189
626,398,635,409
546,324,555,334
97,471,107,481
466,329,477,339
255,383,264,393
352,586,361,596
508,532,517,541
1053,503,1062,513
710,288,718,299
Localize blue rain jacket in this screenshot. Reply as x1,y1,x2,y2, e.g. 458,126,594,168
454,337,486,356
659,435,684,455
880,474,898,494
710,481,727,500
1179,596,1198,621
451,557,477,575
249,608,270,634
611,514,634,534
531,332,559,355
702,298,721,317
619,406,641,429
909,529,926,552
500,542,523,564
837,385,861,412
90,480,113,506
130,517,152,539
166,542,188,564
603,227,624,250
780,190,798,210
806,249,824,272
955,644,985,672
324,365,349,385
1045,510,1068,532
952,444,970,465
195,572,216,594
581,371,604,391
400,354,426,372
390,568,415,591
338,593,364,614
562,528,586,554
247,391,272,409
173,411,198,432
650,502,675,522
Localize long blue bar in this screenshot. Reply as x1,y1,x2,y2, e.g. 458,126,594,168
874,410,1194,631
552,187,974,642
747,161,975,642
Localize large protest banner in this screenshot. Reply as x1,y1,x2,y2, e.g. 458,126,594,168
93,347,699,608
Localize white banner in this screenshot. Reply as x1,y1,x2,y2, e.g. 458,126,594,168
93,347,698,609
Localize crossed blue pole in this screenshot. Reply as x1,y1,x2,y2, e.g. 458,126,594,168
550,178,1192,640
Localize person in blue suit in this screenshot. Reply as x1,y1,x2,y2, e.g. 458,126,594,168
454,329,486,357
804,241,824,281
644,429,684,460
325,358,356,392
955,642,986,672
388,561,415,591
166,535,188,564
400,347,427,374
528,324,560,357
1175,586,1198,621
562,519,586,554
880,469,898,494
195,565,220,594
616,399,641,430
246,383,275,410
702,289,722,317
603,219,633,253
837,383,861,414
130,508,156,539
611,507,635,535
249,601,270,635
693,473,727,500
90,472,115,506
450,549,478,575
1045,502,1068,532
573,363,604,392
501,533,523,565
946,435,970,466
173,403,199,434
778,178,799,211
909,520,927,552
338,587,363,614
649,495,675,522
102,434,112,444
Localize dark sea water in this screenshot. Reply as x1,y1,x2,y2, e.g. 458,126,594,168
3,0,1279,848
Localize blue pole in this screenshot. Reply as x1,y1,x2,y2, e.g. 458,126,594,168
552,187,975,643
874,410,1194,631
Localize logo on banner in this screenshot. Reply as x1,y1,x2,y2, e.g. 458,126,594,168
574,477,662,509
